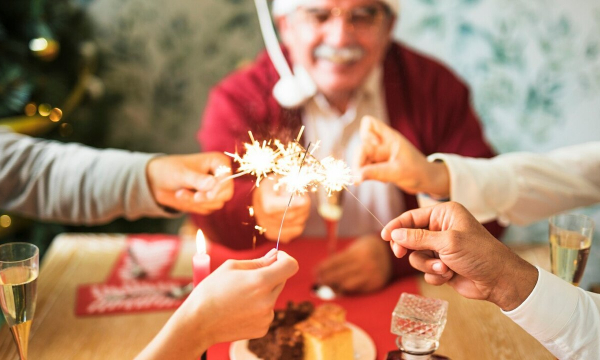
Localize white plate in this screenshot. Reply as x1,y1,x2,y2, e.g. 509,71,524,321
229,322,376,360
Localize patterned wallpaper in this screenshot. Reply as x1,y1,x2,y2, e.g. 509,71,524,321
395,0,600,288
87,0,264,154
86,0,600,288
395,0,600,153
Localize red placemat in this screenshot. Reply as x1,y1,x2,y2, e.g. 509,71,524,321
75,235,190,317
107,235,182,283
205,238,420,360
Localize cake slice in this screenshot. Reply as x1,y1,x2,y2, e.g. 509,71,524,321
295,304,354,360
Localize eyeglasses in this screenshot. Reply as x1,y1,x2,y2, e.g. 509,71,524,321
295,4,391,32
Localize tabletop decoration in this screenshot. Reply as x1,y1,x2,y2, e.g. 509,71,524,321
387,293,449,360
75,235,192,316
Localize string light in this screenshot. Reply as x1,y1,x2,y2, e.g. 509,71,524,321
0,215,11,228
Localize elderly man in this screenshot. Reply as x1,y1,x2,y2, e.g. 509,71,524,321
194,0,502,294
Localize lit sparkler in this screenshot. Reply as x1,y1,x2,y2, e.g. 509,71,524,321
225,127,353,195
224,131,279,187
318,156,354,195
224,127,384,245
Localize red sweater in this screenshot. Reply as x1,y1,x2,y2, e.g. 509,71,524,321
195,42,503,278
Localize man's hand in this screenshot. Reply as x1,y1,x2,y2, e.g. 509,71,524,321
146,153,234,214
253,177,310,242
315,234,393,294
356,115,450,197
137,249,299,360
381,202,538,311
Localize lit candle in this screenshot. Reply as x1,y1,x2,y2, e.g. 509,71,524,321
193,230,211,286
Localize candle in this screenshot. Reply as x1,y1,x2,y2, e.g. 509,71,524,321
193,230,211,286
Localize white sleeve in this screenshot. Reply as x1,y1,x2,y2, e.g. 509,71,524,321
0,128,175,224
503,267,600,359
428,142,600,225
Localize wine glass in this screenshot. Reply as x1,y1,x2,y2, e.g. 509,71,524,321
317,188,344,256
312,188,344,300
549,214,595,286
0,243,39,360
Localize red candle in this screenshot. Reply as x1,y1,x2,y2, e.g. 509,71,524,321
193,229,211,286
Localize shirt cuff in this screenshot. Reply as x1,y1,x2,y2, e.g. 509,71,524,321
128,153,181,219
502,267,580,341
426,153,516,225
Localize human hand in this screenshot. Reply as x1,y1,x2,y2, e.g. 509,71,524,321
137,249,299,360
253,177,311,242
381,202,538,311
356,115,450,197
315,234,393,294
146,153,234,214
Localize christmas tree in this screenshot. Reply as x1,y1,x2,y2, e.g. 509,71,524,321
0,0,111,250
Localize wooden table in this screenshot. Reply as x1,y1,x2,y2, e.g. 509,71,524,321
0,234,553,360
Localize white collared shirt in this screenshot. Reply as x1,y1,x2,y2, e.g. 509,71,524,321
503,267,600,359
301,68,404,237
427,142,600,225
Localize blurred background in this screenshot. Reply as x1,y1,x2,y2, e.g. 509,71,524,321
1,0,599,288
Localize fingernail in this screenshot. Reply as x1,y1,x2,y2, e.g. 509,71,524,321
432,262,443,273
200,177,216,189
442,271,453,279
193,192,205,202
391,229,406,242
381,228,390,240
175,189,185,199
265,248,277,259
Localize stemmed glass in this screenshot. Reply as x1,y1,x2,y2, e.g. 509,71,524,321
0,243,39,360
549,214,594,286
317,189,344,256
312,188,344,300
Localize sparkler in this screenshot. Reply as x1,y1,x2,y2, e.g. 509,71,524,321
225,127,353,195
224,131,280,187
224,126,384,245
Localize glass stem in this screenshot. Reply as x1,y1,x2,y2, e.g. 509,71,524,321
325,218,339,256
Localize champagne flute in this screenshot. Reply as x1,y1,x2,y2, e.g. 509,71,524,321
549,214,594,286
0,243,39,360
317,189,344,256
312,189,344,300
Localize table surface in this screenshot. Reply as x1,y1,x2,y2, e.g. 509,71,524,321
0,234,554,360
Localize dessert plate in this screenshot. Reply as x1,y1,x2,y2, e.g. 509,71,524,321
229,322,376,360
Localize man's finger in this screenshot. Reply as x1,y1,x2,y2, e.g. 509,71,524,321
382,206,436,241
359,115,385,141
408,251,449,274
359,162,397,183
390,241,408,258
201,152,232,174
315,250,353,275
423,273,452,286
317,257,362,286
183,171,217,192
390,227,445,253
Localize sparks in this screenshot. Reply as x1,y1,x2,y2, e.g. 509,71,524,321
225,129,352,195
225,132,280,187
318,156,354,195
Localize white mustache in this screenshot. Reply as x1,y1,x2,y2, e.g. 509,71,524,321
314,44,365,64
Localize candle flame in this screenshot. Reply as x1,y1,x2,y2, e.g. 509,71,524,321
196,229,207,254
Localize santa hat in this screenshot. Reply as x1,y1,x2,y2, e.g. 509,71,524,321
272,0,400,16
